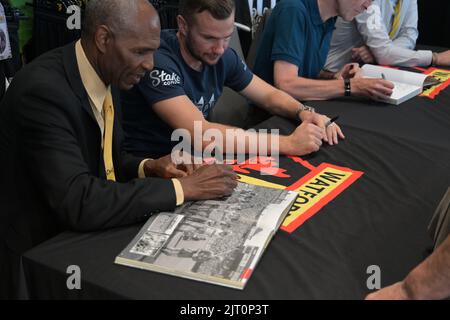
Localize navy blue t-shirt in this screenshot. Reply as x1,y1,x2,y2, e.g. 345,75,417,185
253,0,336,84
121,29,253,158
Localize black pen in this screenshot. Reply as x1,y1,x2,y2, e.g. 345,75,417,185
381,73,386,80
325,116,339,128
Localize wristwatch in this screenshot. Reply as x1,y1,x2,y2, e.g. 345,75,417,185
296,104,315,120
344,78,351,96
431,52,438,67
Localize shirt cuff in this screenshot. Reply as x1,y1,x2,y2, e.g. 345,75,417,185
420,50,433,66
171,178,185,206
138,159,152,178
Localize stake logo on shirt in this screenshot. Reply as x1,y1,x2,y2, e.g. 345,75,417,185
149,69,181,87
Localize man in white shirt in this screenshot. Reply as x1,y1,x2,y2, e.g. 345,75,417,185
325,0,450,72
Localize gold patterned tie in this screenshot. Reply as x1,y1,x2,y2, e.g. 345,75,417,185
389,0,402,39
102,89,116,181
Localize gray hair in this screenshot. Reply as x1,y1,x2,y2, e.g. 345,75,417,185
82,0,142,38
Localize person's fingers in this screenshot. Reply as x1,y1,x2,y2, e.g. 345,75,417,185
186,155,202,168
378,82,394,96
167,166,188,178
349,64,359,76
365,54,374,63
225,175,239,188
312,115,326,130
372,89,391,101
326,126,334,145
368,80,393,98
320,117,330,142
337,125,345,139
312,124,325,140
180,163,195,175
323,129,329,143
351,62,361,70
325,123,340,145
313,136,323,149
381,80,395,89
343,64,351,72
300,114,314,123
333,126,339,144
218,165,238,179
326,127,333,145
192,162,203,171
353,48,363,59
359,49,372,62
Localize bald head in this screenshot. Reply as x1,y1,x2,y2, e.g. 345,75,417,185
82,0,159,39
80,0,161,90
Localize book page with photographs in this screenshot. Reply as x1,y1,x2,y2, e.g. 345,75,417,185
115,183,297,289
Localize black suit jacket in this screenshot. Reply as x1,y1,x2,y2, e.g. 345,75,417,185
0,43,177,297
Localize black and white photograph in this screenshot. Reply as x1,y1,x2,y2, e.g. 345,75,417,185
116,183,297,289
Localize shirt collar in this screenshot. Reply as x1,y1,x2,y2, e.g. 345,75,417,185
307,0,327,26
75,40,109,114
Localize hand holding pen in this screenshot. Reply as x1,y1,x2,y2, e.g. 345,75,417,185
324,115,344,146
325,116,339,128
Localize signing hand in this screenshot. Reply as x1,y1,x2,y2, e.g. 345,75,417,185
300,111,345,145
351,78,394,101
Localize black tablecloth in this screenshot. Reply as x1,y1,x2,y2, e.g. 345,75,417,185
21,72,450,300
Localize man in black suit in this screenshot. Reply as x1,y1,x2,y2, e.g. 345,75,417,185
0,0,237,298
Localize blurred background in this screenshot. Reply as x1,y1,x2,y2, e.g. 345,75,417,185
1,0,448,87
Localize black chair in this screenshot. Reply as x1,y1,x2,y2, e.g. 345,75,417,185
158,4,179,29
246,8,271,70
243,9,273,127
417,1,450,47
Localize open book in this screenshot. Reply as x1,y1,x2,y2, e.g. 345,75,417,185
115,183,297,290
362,64,428,105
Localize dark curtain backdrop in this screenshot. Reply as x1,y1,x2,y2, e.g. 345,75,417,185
417,0,450,48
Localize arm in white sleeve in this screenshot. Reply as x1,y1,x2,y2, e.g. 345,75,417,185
356,1,432,67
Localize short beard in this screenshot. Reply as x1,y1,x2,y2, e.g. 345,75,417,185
186,32,216,66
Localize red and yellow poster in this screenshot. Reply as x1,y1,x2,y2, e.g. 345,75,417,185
232,156,364,233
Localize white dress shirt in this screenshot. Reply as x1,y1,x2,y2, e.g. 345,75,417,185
324,0,432,72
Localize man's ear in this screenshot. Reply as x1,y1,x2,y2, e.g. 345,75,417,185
94,25,112,54
177,15,188,36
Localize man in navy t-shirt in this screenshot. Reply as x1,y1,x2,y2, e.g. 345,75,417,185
253,0,394,101
121,0,344,159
